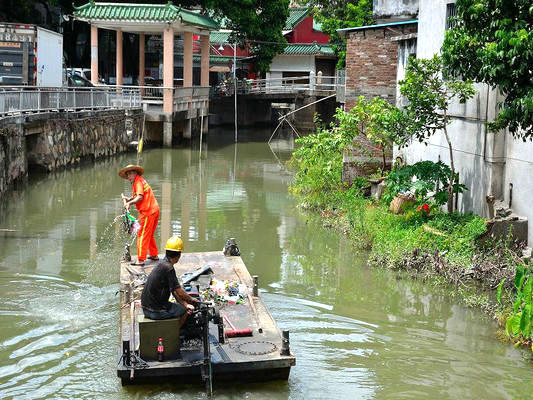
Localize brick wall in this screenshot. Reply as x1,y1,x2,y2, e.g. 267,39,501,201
344,23,418,108
342,23,417,183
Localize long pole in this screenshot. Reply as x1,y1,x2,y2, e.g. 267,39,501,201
233,43,237,143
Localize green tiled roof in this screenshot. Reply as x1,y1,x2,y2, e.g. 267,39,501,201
73,2,219,29
210,31,231,44
283,43,334,56
285,7,310,30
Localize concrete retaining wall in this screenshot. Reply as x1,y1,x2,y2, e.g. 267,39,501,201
0,109,143,195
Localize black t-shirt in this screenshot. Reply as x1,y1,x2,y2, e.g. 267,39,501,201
141,257,180,312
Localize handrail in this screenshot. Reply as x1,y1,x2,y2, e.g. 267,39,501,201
213,75,339,96
0,86,141,116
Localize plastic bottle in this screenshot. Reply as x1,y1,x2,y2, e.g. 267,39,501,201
157,337,164,361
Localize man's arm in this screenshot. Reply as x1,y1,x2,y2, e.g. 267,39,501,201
173,287,200,306
172,287,200,315
123,194,143,211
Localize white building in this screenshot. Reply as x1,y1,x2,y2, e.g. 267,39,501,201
398,0,532,245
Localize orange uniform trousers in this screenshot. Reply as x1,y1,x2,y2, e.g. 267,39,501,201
137,210,159,262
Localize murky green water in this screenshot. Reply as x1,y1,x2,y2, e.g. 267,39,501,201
0,129,532,399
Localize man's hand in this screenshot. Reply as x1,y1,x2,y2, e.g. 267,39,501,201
121,193,129,211
186,304,195,315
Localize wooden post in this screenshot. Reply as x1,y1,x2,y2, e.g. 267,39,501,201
280,330,290,355
253,275,258,297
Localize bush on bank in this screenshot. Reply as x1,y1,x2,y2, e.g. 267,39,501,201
289,107,532,349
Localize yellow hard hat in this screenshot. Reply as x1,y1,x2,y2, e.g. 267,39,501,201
165,236,184,252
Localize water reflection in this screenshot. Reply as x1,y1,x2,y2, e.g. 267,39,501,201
0,129,531,399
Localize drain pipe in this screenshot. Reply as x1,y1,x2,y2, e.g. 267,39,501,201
482,84,490,161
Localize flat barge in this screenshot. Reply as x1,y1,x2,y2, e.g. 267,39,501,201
117,251,295,391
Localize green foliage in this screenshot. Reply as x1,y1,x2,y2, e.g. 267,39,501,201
500,264,533,339
441,0,533,137
342,96,408,172
290,99,406,200
290,109,355,200
397,55,475,213
301,0,373,68
384,161,468,206
398,55,476,145
205,0,289,72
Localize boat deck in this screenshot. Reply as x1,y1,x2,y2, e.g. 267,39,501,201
117,251,295,385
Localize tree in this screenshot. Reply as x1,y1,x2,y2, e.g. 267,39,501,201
441,0,533,138
203,0,289,72
301,0,373,68
337,96,405,173
398,55,475,213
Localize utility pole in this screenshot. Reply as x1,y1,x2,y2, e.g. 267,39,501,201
233,42,237,143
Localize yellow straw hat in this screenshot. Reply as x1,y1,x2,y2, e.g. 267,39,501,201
118,164,144,179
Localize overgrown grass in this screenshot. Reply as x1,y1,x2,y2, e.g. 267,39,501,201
293,185,487,268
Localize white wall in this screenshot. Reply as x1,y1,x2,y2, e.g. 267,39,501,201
36,27,62,87
373,0,419,20
397,0,533,244
269,55,315,74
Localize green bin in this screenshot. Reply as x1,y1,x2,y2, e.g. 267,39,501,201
138,314,181,361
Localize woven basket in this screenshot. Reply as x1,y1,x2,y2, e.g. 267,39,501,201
389,193,415,214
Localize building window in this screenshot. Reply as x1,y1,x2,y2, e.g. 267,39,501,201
445,3,458,30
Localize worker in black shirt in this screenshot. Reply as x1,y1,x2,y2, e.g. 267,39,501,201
141,236,199,327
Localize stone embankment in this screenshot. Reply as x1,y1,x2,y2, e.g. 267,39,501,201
0,109,143,195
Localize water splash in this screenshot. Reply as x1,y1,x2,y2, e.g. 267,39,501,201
83,213,137,287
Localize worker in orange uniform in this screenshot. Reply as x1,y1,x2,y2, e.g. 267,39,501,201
119,164,160,266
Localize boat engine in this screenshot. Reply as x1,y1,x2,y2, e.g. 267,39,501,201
180,301,222,341
180,300,222,396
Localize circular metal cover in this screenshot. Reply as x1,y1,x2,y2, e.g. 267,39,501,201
234,341,278,356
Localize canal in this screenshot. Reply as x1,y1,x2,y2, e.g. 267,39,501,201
0,130,532,399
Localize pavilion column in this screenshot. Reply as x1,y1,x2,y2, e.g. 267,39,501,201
183,32,193,87
200,34,209,87
163,27,174,147
200,34,210,134
116,29,123,87
90,25,98,86
138,33,145,88
183,32,193,139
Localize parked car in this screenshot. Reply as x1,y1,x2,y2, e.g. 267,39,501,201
67,67,91,81
66,68,106,84
67,71,93,87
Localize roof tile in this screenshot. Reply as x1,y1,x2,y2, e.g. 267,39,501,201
285,7,310,30
283,43,334,55
73,2,219,29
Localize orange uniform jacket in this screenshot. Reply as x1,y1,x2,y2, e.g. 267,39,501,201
132,175,160,262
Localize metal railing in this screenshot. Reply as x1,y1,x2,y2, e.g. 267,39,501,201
213,74,340,96
0,86,141,116
336,69,346,103
173,86,210,112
